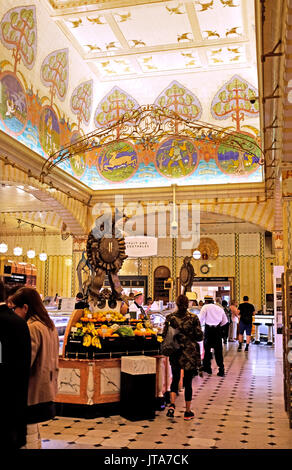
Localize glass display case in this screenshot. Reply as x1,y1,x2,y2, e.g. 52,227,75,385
47,309,71,355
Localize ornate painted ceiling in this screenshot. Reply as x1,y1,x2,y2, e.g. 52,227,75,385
0,0,262,190
52,0,253,80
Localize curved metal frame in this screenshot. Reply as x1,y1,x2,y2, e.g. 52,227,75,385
40,104,264,178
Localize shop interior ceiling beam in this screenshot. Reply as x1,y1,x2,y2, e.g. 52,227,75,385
89,184,267,208
0,131,93,206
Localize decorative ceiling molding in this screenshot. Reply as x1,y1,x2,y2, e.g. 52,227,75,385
44,0,253,82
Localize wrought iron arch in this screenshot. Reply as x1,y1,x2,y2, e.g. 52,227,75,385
40,105,264,179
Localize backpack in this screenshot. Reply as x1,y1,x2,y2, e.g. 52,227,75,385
161,323,180,356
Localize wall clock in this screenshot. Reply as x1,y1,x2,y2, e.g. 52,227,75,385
200,264,209,274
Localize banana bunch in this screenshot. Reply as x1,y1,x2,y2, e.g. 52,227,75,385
135,322,144,330
92,336,101,348
84,308,91,317
83,334,92,347
87,322,99,336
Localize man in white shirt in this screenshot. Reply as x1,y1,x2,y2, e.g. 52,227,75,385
199,295,228,377
128,292,146,319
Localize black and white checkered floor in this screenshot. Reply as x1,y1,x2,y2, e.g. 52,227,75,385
40,343,292,449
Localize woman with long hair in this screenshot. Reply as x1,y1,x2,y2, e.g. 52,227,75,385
162,294,203,420
229,299,239,341
10,287,59,449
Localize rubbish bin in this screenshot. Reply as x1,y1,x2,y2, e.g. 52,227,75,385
120,355,156,421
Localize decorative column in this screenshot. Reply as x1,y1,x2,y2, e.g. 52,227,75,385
287,202,292,268
273,232,284,267
71,252,76,297
137,257,142,276
172,237,177,301
260,232,266,309
44,258,49,297
235,233,240,302
148,257,153,298
273,174,284,266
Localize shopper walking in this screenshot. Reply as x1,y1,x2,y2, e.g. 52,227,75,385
10,287,59,449
237,296,255,352
229,300,239,341
221,300,231,344
0,280,31,449
199,295,228,377
162,295,203,420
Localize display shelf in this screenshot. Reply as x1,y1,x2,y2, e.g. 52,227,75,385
62,309,162,360
282,269,292,428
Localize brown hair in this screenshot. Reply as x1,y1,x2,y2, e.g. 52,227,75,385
11,287,55,330
176,294,189,314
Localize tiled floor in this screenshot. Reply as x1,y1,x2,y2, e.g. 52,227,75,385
40,343,292,449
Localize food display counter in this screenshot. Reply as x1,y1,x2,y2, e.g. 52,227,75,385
54,306,170,417
47,309,71,355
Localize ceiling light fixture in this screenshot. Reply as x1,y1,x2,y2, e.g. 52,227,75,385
13,219,23,256
27,225,35,259
192,250,201,260
39,228,47,261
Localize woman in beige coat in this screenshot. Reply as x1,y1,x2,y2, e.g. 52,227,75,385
11,287,59,449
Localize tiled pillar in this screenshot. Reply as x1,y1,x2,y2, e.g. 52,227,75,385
260,233,266,308
44,258,49,297
138,257,142,276
235,233,240,302
71,252,76,297
172,238,177,301
288,202,292,268
148,257,153,298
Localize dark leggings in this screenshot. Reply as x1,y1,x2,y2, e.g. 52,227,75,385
170,365,194,402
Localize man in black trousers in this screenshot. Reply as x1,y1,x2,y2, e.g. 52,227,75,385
199,295,228,377
0,281,31,449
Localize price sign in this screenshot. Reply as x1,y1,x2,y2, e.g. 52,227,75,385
71,327,77,332
106,314,111,320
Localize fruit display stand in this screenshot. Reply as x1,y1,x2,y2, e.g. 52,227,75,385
55,307,168,418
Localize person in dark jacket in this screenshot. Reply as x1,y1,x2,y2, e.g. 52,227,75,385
237,296,255,352
74,292,89,309
221,300,231,344
162,295,203,420
0,280,31,449
10,287,59,449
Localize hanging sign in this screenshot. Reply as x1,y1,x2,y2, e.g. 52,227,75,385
125,236,157,258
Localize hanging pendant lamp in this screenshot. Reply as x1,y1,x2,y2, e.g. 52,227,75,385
13,219,23,256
